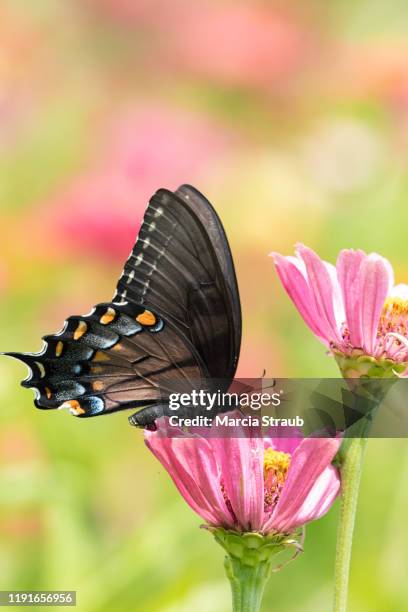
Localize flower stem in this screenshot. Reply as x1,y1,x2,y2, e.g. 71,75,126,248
225,554,271,612
333,436,367,612
208,528,302,612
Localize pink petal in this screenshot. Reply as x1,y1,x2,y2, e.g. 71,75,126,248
295,244,343,344
265,436,303,455
265,437,341,533
336,249,366,346
271,252,331,345
178,438,237,526
384,332,408,360
324,261,346,330
145,428,230,526
281,464,340,530
211,431,264,531
358,254,393,355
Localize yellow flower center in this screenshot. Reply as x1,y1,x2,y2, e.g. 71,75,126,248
263,448,291,511
380,298,408,334
376,297,408,359
382,297,408,317
338,296,408,365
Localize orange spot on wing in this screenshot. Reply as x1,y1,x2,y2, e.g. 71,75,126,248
56,341,63,357
92,380,104,392
67,400,85,415
136,310,156,326
93,351,110,362
100,308,116,325
74,321,87,340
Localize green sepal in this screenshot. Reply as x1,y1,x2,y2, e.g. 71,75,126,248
204,526,301,566
205,527,303,611
334,351,407,379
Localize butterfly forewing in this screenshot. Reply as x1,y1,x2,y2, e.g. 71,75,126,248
114,185,241,380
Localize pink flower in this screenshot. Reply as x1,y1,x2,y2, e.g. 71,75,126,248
44,172,144,262
271,244,408,374
145,418,340,534
101,105,233,192
166,5,309,91
38,104,233,262
82,2,310,92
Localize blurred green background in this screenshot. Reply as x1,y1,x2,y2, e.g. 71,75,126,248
1,1,408,610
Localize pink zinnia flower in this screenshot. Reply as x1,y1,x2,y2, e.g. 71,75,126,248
272,244,408,376
145,418,340,534
167,5,309,91
45,172,144,262
36,104,232,262
101,104,233,192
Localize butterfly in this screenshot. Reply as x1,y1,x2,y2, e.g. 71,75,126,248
6,185,242,427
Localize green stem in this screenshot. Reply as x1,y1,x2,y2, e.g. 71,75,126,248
332,374,392,611
333,436,367,612
225,554,271,612
208,529,301,612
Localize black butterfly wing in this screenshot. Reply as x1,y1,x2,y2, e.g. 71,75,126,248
6,302,208,417
5,185,241,423
114,184,241,381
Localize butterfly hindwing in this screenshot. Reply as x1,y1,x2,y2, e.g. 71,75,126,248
7,302,208,417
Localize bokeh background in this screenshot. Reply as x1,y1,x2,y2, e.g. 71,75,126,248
1,1,408,610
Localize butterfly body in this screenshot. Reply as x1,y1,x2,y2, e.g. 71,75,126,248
6,185,241,427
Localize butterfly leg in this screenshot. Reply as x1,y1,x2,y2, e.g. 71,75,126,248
128,398,245,429
128,404,170,429
129,402,215,429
